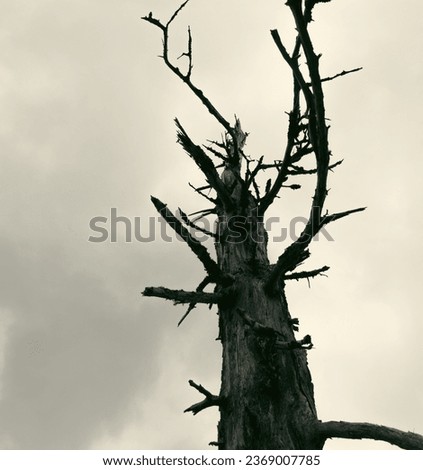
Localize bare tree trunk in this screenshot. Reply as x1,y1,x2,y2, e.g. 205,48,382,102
215,217,322,449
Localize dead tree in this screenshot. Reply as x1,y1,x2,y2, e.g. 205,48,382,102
141,0,423,450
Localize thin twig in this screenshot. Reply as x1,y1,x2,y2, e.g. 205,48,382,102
188,183,217,205
178,208,217,239
184,380,221,415
288,159,343,176
320,67,363,84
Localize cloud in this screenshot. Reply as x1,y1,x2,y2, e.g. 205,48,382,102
0,233,166,448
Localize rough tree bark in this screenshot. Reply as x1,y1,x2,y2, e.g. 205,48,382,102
141,0,423,450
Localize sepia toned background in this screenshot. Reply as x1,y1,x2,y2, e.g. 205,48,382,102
0,0,422,450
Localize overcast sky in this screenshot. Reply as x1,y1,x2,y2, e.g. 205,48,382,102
0,0,422,450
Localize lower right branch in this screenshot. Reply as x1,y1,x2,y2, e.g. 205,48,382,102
316,420,423,450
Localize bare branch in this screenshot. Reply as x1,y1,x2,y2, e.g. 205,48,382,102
142,286,222,305
259,160,283,170
208,441,223,447
178,208,217,239
273,3,330,241
178,302,196,326
166,0,190,27
188,379,215,398
187,26,193,78
188,183,217,205
245,156,264,189
282,183,301,190
264,5,346,290
207,139,227,150
150,196,225,281
284,265,330,281
321,207,366,226
320,67,363,84
265,247,311,293
203,144,227,161
259,34,308,214
142,12,165,31
257,137,289,215
142,4,234,135
188,207,216,222
270,30,313,106
184,380,221,415
288,159,343,176
266,206,365,292
175,119,233,209
177,26,193,79
317,420,423,450
194,184,212,191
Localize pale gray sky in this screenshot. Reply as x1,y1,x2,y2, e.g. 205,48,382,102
0,0,422,450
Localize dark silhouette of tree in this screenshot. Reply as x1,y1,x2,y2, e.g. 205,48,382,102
141,0,423,450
